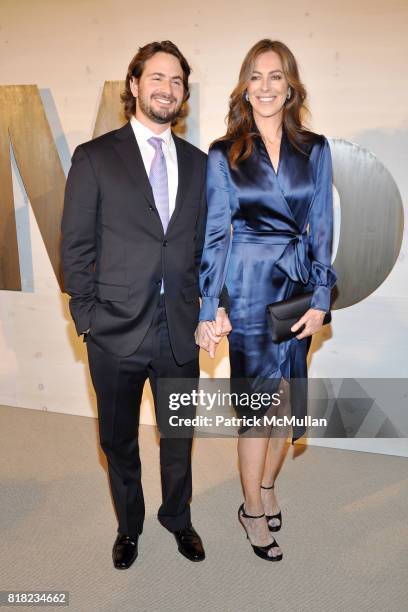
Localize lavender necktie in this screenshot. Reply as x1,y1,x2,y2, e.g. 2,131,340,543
148,137,169,233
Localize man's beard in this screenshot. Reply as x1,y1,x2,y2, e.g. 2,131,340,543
138,92,182,125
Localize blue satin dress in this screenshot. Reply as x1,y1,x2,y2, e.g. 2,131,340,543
199,129,337,442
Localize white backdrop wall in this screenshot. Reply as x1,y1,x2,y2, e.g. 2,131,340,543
1,0,407,455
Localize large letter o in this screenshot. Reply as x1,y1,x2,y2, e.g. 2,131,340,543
329,138,404,309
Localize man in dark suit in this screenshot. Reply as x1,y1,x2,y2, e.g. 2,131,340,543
61,41,230,569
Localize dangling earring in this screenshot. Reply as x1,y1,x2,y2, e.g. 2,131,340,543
245,91,250,102
286,87,292,100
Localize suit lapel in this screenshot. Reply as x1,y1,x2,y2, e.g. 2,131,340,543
167,134,193,234
113,122,156,209
113,123,194,236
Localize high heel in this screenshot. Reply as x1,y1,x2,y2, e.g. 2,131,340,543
261,484,282,532
238,503,283,562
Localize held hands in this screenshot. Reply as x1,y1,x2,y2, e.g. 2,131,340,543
196,307,323,353
290,308,326,340
195,308,232,358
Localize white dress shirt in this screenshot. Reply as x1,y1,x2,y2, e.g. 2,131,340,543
130,116,178,218
130,117,178,295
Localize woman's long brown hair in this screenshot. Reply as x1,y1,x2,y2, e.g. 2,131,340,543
219,39,314,167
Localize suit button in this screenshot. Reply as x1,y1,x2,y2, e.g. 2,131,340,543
163,240,168,246
148,205,154,211
156,280,161,285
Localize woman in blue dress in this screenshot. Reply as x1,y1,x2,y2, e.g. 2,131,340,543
196,39,337,561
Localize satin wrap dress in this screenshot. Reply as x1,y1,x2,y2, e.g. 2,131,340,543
198,129,337,442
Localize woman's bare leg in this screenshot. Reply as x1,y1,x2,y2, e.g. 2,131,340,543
237,426,282,558
261,379,291,527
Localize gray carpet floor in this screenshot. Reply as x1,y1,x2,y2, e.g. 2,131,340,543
1,404,407,612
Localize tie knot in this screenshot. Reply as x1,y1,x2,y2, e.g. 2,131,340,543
148,136,164,151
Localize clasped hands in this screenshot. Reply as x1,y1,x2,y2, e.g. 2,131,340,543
195,308,232,358
196,307,326,358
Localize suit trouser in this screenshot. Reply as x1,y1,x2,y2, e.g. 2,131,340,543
86,296,199,536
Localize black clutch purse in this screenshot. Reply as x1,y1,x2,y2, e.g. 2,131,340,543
266,292,331,343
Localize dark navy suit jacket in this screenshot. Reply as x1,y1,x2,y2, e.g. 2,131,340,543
61,121,228,363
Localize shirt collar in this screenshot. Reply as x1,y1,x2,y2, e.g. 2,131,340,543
130,116,172,147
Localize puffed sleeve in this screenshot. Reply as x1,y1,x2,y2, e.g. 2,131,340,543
308,138,337,312
199,144,232,321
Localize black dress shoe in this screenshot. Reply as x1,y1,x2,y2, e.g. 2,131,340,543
112,534,139,569
173,526,205,562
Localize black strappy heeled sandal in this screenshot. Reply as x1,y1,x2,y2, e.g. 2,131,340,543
261,484,282,532
238,503,283,562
